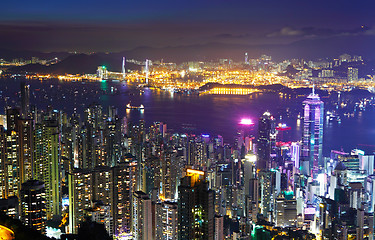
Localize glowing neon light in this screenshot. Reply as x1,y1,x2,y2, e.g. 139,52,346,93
304,208,316,215
239,118,254,125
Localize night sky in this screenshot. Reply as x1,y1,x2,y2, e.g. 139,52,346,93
1,0,375,59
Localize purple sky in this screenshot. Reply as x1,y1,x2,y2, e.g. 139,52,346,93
1,0,375,59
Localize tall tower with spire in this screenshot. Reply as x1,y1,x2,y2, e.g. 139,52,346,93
301,87,324,177
122,57,126,79
145,59,150,85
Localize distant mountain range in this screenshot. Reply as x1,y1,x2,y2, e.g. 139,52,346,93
3,34,375,74
6,54,141,74
108,34,375,62
0,48,70,61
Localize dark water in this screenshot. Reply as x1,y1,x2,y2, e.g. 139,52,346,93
1,77,375,156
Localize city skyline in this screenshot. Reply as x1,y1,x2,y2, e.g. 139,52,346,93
0,74,373,239
1,1,375,239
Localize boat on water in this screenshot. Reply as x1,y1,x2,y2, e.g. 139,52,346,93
326,111,341,122
126,102,144,109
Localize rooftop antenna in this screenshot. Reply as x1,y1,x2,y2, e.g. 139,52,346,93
312,84,315,95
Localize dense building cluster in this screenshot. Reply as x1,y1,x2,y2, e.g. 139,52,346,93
2,53,374,94
0,82,375,240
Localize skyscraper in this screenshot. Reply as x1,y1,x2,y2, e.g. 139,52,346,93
145,59,150,85
257,112,275,170
17,119,34,183
0,126,6,199
178,169,214,240
6,109,21,198
20,82,30,119
347,67,359,82
243,153,258,222
301,88,324,177
131,191,152,240
122,57,126,79
155,201,178,240
69,168,93,234
112,161,133,235
258,170,275,220
20,180,46,233
34,119,61,219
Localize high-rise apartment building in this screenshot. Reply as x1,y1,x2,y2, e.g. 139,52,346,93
34,119,61,219
132,191,152,240
178,169,214,240
20,180,46,233
155,201,178,240
18,119,34,183
69,168,93,233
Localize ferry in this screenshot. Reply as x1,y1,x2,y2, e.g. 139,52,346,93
126,102,144,109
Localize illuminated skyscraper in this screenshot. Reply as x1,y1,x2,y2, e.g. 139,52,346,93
0,126,6,199
6,109,21,198
20,180,46,233
2,108,34,200
122,57,126,79
155,201,178,240
92,166,113,207
347,67,358,82
145,59,150,85
18,119,34,183
244,154,257,198
20,82,30,118
69,168,93,234
112,161,134,235
178,169,214,240
161,150,173,200
34,119,61,219
257,112,275,170
243,153,258,222
258,170,275,220
301,88,324,176
132,191,152,240
290,142,300,169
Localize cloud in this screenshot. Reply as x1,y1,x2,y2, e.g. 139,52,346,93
363,27,375,36
267,26,375,38
267,27,304,37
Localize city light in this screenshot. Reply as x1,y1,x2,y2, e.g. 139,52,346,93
239,118,254,125
245,154,256,162
0,8,373,239
186,169,205,175
0,225,14,240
